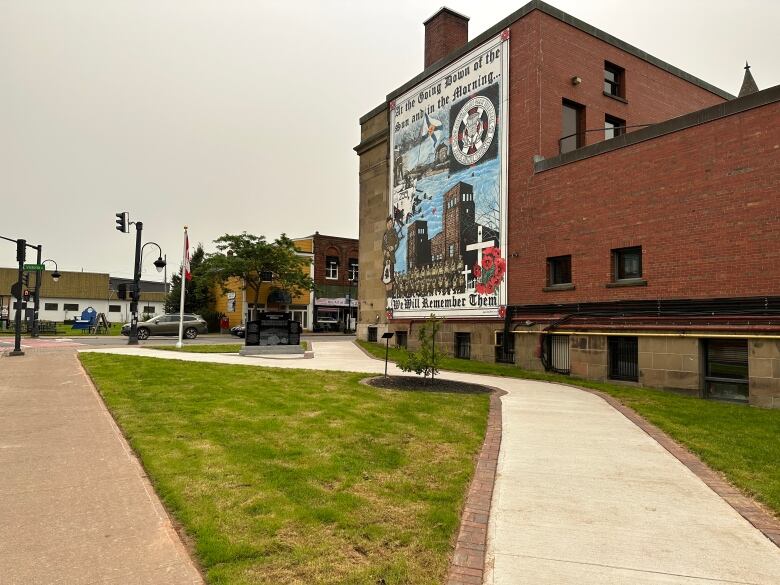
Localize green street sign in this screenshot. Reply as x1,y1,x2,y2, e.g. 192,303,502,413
23,264,45,271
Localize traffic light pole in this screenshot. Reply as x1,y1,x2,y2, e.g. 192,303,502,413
10,239,26,356
31,245,42,338
128,221,143,345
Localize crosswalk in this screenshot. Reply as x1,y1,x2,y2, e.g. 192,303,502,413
0,337,85,350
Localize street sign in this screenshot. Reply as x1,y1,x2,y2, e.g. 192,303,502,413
23,264,45,271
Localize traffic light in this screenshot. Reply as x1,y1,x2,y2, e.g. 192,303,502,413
22,272,30,286
22,289,30,302
16,239,26,263
115,212,130,233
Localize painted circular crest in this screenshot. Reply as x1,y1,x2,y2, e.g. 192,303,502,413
452,96,497,166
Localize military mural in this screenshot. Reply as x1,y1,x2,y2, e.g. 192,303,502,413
386,32,509,318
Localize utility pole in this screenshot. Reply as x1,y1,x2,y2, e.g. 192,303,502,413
128,221,143,345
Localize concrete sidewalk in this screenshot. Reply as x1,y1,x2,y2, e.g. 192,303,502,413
83,341,780,584
0,351,202,585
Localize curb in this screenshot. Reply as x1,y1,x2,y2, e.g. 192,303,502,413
446,389,506,585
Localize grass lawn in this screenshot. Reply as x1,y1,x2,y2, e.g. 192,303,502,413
0,322,124,336
148,341,308,353
358,340,780,517
80,353,488,584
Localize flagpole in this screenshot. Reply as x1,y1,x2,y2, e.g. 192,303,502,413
175,226,188,348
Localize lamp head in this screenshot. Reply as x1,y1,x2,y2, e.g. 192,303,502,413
153,257,166,273
51,271,61,282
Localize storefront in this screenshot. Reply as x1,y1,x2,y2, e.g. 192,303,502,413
314,297,358,332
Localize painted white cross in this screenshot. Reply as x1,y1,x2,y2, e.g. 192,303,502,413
461,264,472,290
465,225,496,267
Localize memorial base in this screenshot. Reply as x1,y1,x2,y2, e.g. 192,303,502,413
239,345,305,356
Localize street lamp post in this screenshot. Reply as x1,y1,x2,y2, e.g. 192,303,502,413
31,255,61,338
126,232,166,345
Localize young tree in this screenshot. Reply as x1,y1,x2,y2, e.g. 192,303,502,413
397,314,443,380
164,244,214,314
204,232,313,312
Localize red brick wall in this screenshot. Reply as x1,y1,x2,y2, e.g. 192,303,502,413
313,234,359,287
510,101,780,305
424,10,468,68
503,9,730,304
533,12,726,159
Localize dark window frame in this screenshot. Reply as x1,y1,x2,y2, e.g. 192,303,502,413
605,114,626,139
547,255,572,285
395,330,408,349
325,256,339,280
608,336,639,382
108,305,121,313
560,99,585,154
604,61,625,98
44,302,59,311
347,258,359,282
63,303,79,312
455,332,471,360
495,332,515,364
613,246,643,281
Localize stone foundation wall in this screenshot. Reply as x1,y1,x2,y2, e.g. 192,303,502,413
638,337,701,394
570,335,608,380
748,339,780,408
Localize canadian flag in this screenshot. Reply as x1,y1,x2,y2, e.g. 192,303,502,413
183,233,192,281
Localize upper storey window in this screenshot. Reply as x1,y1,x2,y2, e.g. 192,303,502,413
604,62,625,99
560,99,585,154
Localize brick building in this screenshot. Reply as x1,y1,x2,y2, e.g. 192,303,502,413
212,233,358,332
355,1,780,407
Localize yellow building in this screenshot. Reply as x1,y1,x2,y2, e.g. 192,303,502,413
212,237,315,330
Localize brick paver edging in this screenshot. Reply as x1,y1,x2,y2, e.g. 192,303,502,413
446,388,506,585
586,388,780,549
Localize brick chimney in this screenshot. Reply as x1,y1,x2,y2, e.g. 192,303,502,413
424,7,469,69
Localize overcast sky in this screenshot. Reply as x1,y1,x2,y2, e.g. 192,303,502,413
2,0,778,280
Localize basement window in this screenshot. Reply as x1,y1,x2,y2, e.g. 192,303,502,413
455,332,471,360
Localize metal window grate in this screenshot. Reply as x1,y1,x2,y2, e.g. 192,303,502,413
455,332,471,360
608,336,638,381
395,331,408,349
548,335,571,374
495,332,515,364
367,326,377,342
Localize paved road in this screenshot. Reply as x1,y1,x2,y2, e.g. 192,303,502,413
0,351,203,585
82,341,780,585
0,332,353,351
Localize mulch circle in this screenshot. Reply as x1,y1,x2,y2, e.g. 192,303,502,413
362,375,493,394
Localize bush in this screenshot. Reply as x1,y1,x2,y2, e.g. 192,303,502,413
397,314,443,380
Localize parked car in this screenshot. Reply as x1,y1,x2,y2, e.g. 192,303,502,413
120,314,208,340
230,324,245,338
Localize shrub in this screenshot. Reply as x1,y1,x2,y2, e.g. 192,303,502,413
397,314,443,380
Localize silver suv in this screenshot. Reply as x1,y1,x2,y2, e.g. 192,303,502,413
121,314,208,340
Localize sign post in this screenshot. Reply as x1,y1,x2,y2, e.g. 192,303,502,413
381,332,395,378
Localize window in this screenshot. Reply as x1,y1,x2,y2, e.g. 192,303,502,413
613,246,642,280
395,331,408,349
143,306,155,313
495,332,515,364
367,326,378,342
547,255,572,285
547,335,571,374
455,332,471,360
560,99,585,154
348,258,359,282
325,256,339,279
608,336,638,381
44,303,58,311
108,305,121,313
260,271,273,282
704,339,749,403
604,62,625,98
63,303,79,311
605,114,626,139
